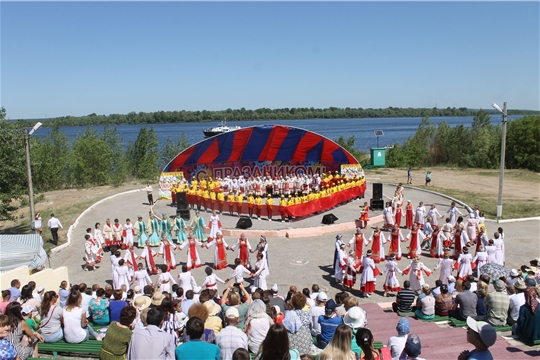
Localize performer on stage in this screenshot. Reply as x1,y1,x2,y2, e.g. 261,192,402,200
405,200,414,230
389,225,404,261
279,195,288,223
84,234,99,272
156,265,176,294
133,263,152,288
433,251,454,285
231,233,252,269
266,194,274,221
333,233,345,273
456,247,473,281
103,218,114,250
359,250,379,298
122,218,135,250
247,193,255,218
235,191,244,216
348,228,367,261
124,242,139,279
147,212,161,247
343,250,360,290
429,225,446,258
138,240,158,275
174,213,187,244
359,201,369,229
134,215,148,249
253,253,270,290
208,210,222,239
255,195,263,220
383,202,394,230
201,267,226,291
190,211,207,243
414,202,426,228
179,232,203,270
442,201,463,226
402,257,432,292
158,237,178,272
112,218,123,248
382,254,402,297
369,226,386,263
205,232,231,270
405,224,425,259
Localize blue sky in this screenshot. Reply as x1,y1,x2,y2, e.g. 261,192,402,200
2,1,539,120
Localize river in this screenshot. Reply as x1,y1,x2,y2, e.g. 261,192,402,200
37,115,521,152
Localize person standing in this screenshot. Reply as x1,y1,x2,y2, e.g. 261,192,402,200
205,232,231,270
425,171,431,186
402,257,432,292
433,251,455,285
407,167,412,185
47,213,63,246
173,213,187,244
369,226,386,263
389,225,404,261
179,233,203,270
359,250,379,298
383,254,402,297
208,210,222,239
190,211,207,243
405,200,414,230
414,202,426,229
253,253,270,290
134,215,148,249
348,228,367,261
405,224,425,259
442,201,463,226
138,240,158,275
231,234,252,269
145,183,154,205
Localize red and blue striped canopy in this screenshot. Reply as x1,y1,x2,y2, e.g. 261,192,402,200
163,125,358,173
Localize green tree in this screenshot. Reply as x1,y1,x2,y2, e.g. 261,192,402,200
159,133,191,170
0,107,27,220
127,126,160,179
505,115,540,172
387,117,435,167
102,126,128,186
334,135,368,164
31,125,71,191
71,127,112,186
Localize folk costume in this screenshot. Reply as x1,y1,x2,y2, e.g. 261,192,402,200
414,204,426,228
383,256,402,293
174,215,188,244
134,217,148,248
179,236,203,270
368,228,386,263
472,248,488,273
208,213,222,239
383,204,394,230
112,221,123,247
429,228,446,258
405,201,414,229
389,227,404,260
138,243,158,275
148,216,161,247
94,226,106,248
190,213,207,242
433,255,454,285
110,253,121,289
124,245,139,278
201,273,226,291
159,215,173,242
232,235,252,269
157,269,176,293
493,237,505,266
359,251,379,296
206,235,230,270
115,263,131,290
402,258,432,292
333,234,345,273
443,205,463,226
133,268,152,288
159,239,178,272
122,221,135,250
343,252,360,288
455,249,474,281
359,204,369,227
84,237,99,270
348,230,367,261
393,202,403,229
427,206,442,227
335,244,347,283
103,221,114,248
254,257,270,290
405,227,425,259
453,229,469,259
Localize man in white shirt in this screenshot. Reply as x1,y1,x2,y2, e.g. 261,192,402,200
47,213,63,245
226,258,254,284
311,292,327,336
145,183,154,205
508,279,526,325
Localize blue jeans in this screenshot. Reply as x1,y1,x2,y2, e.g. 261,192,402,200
42,329,63,343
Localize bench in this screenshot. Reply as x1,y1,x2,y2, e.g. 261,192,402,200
38,339,102,357
397,311,415,317
415,314,449,323
449,318,513,332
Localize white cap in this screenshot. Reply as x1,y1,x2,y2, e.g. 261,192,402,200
467,317,497,347
226,307,240,319
134,285,142,293
272,284,278,292
447,275,456,283
36,286,45,293
317,292,328,302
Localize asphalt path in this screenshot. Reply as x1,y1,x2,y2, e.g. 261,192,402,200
50,182,539,305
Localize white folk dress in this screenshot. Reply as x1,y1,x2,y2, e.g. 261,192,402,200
254,258,270,290
444,207,463,225
383,260,402,292
493,239,505,265
157,272,176,293
472,251,488,273
115,265,131,290
456,253,473,280
133,269,152,288
208,214,222,239
433,258,454,285
403,260,432,291
359,256,378,294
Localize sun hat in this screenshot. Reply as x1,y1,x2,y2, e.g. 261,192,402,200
405,334,422,356
343,306,367,329
397,317,410,335
133,295,151,310
317,292,328,302
493,280,505,292
466,317,497,347
510,269,519,277
514,279,526,290
225,307,240,319
151,291,165,306
324,299,336,316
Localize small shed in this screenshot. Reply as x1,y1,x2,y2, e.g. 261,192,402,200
0,234,47,272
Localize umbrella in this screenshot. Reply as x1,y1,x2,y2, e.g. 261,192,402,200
479,263,511,281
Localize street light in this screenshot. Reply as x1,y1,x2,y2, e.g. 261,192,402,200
491,102,507,218
23,122,42,229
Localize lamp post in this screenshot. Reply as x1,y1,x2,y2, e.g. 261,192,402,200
491,102,507,218
23,122,42,229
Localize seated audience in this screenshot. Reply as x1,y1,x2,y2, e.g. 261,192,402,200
284,292,315,356
5,302,43,359
100,305,137,360
319,324,356,360
316,299,342,349
39,291,63,343
482,279,509,326
63,289,102,343
387,318,410,360
457,317,496,360
128,307,175,359
513,278,540,345
256,323,300,359
215,307,249,360
89,288,110,325
475,282,489,317
401,333,425,360
175,317,220,360
222,283,251,330
435,285,454,316
449,281,477,321
355,328,391,359
414,284,435,320
109,289,128,323
185,303,216,344
508,279,526,325
392,281,415,313
245,299,273,354
0,314,17,360
343,305,367,356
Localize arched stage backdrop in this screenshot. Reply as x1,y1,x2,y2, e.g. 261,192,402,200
162,124,360,180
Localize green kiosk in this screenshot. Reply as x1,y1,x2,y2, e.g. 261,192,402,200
370,147,386,167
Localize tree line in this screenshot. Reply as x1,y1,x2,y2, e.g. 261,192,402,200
386,111,540,172
0,107,189,220
12,106,537,127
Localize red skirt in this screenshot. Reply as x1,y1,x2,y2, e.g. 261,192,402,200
361,282,376,293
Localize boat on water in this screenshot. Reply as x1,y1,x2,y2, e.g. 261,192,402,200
203,120,241,137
